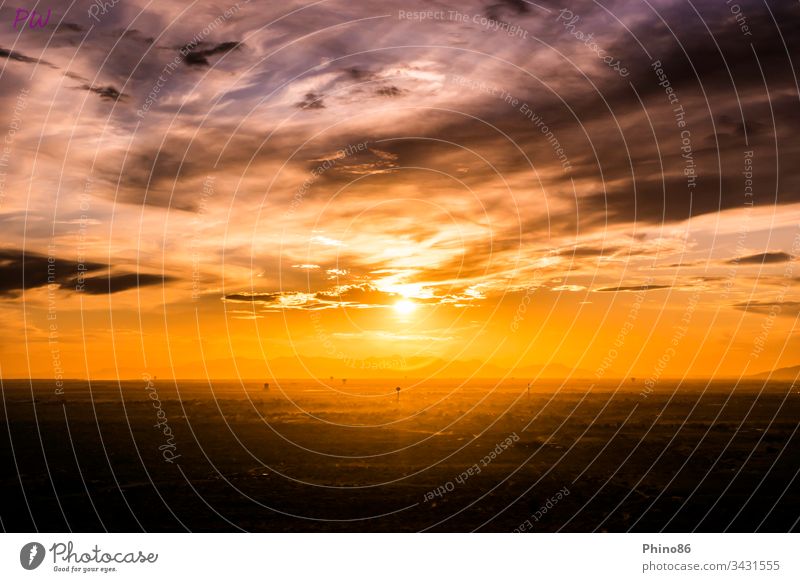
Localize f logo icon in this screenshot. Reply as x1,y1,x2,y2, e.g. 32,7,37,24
19,542,45,570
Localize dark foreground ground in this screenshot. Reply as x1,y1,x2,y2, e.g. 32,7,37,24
1,378,798,532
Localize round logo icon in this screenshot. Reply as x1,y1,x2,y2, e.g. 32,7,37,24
20,542,46,570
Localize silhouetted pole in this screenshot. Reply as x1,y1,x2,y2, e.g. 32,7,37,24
396,386,400,401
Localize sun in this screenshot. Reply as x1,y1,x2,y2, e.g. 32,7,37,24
393,299,417,315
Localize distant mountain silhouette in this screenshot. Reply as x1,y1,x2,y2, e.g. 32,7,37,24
750,365,800,381
131,355,593,380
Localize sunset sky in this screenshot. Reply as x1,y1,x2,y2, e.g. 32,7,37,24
1,0,798,380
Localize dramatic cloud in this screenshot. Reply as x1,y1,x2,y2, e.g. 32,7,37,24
0,250,169,296
182,41,240,67
77,273,175,294
225,284,404,311
79,84,127,101
0,46,55,67
295,92,326,110
375,86,404,97
1,0,798,377
733,301,800,317
0,249,105,297
727,252,795,265
594,284,673,293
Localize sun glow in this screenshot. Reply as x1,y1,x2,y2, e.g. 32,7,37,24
393,299,418,315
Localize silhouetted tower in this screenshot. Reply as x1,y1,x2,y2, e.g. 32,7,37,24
396,386,401,401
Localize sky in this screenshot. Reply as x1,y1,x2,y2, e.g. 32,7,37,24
0,0,798,381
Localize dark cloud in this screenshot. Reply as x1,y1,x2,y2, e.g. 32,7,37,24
484,0,530,21
410,0,800,228
64,0,800,229
106,148,204,210
559,245,622,258
183,41,240,67
0,47,39,64
577,169,795,226
0,249,104,297
56,22,83,33
594,284,673,293
224,292,282,303
307,146,400,180
0,47,55,68
98,129,299,209
661,261,703,268
122,30,154,44
223,284,402,310
375,85,403,97
295,92,325,110
0,249,171,297
733,301,800,316
343,67,372,80
64,71,89,81
80,84,127,101
716,114,767,139
727,252,794,265
76,273,174,294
